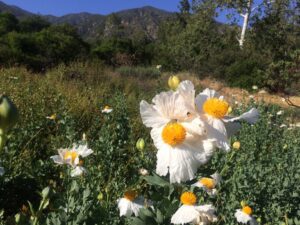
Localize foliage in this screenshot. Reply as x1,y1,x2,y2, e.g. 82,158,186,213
0,65,299,224
116,66,161,79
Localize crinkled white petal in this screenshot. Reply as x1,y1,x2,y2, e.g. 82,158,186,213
235,210,252,224
75,144,93,158
177,80,196,114
202,139,217,161
171,205,200,224
211,172,221,184
140,100,169,128
152,91,191,121
70,166,86,177
117,198,143,217
181,117,206,137
151,126,207,183
195,204,218,223
102,109,113,113
223,120,242,137
223,108,259,124
0,167,4,176
50,155,65,165
205,117,230,151
195,88,219,113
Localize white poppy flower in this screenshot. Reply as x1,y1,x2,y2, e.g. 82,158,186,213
140,90,213,183
235,206,257,225
195,88,259,151
192,173,221,196
171,192,217,225
50,144,93,177
276,110,284,115
0,166,4,176
117,191,148,217
102,105,113,113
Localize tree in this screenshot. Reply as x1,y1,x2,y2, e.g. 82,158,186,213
179,0,191,14
0,13,18,35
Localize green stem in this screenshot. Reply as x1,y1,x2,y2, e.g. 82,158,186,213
220,150,236,176
0,129,7,152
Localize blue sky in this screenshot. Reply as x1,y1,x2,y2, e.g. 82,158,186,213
2,0,181,16
2,0,264,25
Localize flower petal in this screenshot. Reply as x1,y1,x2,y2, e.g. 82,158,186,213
76,144,93,157
223,108,259,124
50,155,64,165
117,198,133,217
70,166,86,177
171,205,199,224
140,100,169,128
205,117,230,151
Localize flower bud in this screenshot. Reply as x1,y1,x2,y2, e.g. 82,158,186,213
240,200,247,207
233,141,241,150
0,95,18,131
136,138,145,151
41,186,50,199
168,76,180,90
97,192,104,201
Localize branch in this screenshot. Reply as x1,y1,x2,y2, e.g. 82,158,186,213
283,96,300,108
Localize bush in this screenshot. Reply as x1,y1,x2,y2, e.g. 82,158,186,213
116,66,161,79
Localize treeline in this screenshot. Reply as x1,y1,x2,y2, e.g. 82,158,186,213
0,0,299,93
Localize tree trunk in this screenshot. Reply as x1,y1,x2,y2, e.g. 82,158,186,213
238,0,253,48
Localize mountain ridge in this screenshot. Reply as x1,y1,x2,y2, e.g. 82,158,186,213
0,1,174,40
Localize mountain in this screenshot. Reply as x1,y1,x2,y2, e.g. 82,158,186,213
0,1,33,18
0,1,174,40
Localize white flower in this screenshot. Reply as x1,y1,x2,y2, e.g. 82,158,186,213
249,95,254,99
117,191,149,217
192,173,221,196
235,206,257,225
252,85,258,90
50,144,93,177
171,192,217,225
102,105,113,113
0,166,4,176
195,88,259,151
279,124,287,128
139,168,149,176
276,110,284,115
156,65,162,69
140,89,214,183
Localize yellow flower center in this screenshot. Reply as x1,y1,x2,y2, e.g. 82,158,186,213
104,106,111,110
203,98,229,119
64,151,78,163
180,192,197,205
242,206,253,215
162,123,186,146
124,190,137,202
199,177,215,189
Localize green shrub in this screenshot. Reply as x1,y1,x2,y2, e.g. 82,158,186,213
116,66,161,79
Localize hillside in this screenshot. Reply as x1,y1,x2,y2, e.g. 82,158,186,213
0,1,173,40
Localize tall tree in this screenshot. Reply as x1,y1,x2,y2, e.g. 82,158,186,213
179,0,191,14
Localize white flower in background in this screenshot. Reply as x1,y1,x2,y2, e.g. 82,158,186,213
140,89,215,183
0,166,4,176
249,95,254,99
252,85,258,90
50,144,93,177
192,173,221,196
276,110,284,115
139,168,149,176
235,205,257,225
46,113,57,120
195,88,259,151
117,191,149,217
279,124,287,128
171,192,217,225
156,65,162,70
102,105,113,113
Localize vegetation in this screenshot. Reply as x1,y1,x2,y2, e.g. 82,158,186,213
0,64,299,224
0,1,299,223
